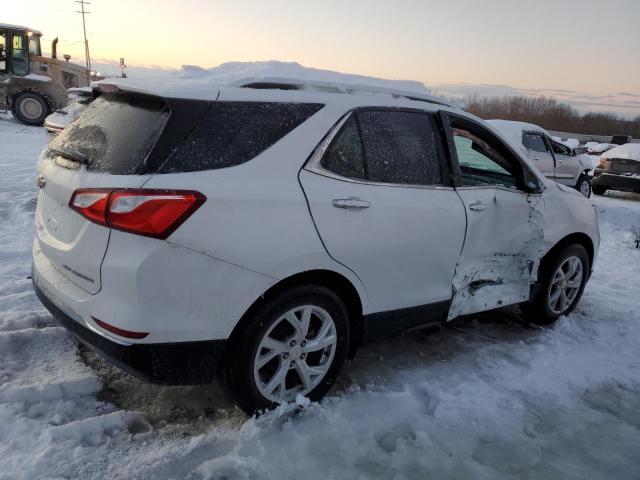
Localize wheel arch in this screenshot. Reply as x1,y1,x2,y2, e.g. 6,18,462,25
223,269,365,365
541,232,594,278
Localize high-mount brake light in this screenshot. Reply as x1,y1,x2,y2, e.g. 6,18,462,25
69,189,206,239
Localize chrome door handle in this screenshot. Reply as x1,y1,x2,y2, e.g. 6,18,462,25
332,198,370,209
468,201,487,212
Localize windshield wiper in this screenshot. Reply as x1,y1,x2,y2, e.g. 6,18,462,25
49,147,89,165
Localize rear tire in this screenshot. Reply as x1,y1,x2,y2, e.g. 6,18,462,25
523,244,589,325
592,184,607,196
576,175,591,198
11,91,51,126
221,285,350,416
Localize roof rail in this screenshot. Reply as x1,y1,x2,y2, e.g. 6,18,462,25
229,76,454,107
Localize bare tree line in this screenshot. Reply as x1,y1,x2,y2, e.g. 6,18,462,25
462,95,640,138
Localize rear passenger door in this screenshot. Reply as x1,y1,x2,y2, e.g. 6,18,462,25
523,132,555,179
300,108,466,319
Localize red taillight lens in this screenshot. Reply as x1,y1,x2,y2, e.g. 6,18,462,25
69,189,206,239
69,189,112,225
598,158,607,168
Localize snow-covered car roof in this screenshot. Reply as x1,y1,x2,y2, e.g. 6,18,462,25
92,60,455,110
485,119,548,157
602,143,640,161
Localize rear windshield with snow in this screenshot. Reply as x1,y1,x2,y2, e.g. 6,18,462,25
48,94,169,175
157,102,323,173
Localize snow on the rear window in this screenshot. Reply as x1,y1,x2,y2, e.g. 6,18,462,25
602,143,640,161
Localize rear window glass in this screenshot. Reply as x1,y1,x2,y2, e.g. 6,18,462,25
158,102,323,173
49,94,168,175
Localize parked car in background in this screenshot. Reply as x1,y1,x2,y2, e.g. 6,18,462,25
610,135,632,145
488,120,593,197
585,142,616,156
44,87,93,136
32,80,599,415
593,143,640,195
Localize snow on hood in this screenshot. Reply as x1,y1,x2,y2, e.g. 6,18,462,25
602,143,640,161
95,60,431,100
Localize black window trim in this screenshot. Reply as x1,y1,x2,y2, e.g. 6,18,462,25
439,111,543,194
305,107,455,189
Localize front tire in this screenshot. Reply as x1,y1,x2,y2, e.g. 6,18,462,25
524,244,589,325
11,91,51,126
222,285,350,415
576,175,591,198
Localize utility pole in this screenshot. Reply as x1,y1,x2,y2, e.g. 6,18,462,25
75,0,92,71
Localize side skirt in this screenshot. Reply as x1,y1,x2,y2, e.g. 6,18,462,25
361,300,451,345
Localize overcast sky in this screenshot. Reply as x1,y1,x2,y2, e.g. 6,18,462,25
6,0,640,117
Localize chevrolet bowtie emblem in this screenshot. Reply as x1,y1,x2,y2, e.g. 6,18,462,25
36,174,46,189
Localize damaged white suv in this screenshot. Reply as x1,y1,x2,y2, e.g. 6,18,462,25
32,80,599,414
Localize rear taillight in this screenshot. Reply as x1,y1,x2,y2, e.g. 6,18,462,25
598,158,607,168
69,189,206,239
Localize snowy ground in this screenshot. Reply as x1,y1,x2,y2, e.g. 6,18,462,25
1,114,639,479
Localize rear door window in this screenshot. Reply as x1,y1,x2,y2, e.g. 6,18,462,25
48,94,169,174
319,109,445,186
159,102,323,173
358,110,443,185
320,116,366,180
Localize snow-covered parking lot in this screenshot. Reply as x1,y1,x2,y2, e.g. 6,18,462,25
1,115,639,480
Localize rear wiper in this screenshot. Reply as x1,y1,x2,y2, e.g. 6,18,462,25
49,147,89,165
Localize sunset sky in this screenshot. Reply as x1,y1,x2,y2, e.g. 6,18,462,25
5,0,640,116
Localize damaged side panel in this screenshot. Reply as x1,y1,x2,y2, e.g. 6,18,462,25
448,189,545,319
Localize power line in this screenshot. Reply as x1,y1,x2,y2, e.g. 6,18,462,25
74,0,91,70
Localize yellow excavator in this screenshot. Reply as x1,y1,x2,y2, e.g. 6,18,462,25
1,23,90,125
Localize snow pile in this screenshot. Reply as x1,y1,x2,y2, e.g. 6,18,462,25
602,143,640,161
587,142,615,154
552,136,579,149
1,116,640,478
95,60,432,100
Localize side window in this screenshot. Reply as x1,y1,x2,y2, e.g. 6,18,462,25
358,110,443,185
522,133,548,153
321,116,366,179
159,102,323,173
451,126,518,189
549,139,571,155
0,31,7,72
11,33,28,76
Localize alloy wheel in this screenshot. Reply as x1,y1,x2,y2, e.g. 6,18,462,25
548,256,583,314
253,305,337,403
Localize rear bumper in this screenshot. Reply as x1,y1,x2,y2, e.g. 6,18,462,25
593,173,640,193
33,276,226,385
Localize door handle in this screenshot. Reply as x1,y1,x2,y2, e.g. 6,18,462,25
533,158,540,161
332,198,370,209
468,201,487,212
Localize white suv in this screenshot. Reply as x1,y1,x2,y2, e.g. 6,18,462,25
32,80,599,414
